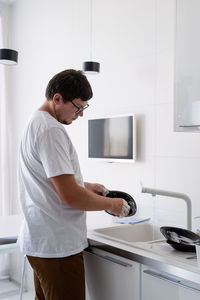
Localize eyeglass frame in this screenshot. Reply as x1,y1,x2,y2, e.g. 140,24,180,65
70,100,89,114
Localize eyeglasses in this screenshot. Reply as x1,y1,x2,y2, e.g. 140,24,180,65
71,100,89,114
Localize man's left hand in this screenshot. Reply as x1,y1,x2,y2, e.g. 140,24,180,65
84,182,109,196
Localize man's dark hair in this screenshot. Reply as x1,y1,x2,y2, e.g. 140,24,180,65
45,69,93,102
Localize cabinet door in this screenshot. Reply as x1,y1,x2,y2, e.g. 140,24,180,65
175,0,200,131
84,249,140,300
179,284,200,300
142,268,179,300
142,266,200,300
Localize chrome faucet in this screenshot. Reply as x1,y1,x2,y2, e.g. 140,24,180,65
141,185,192,230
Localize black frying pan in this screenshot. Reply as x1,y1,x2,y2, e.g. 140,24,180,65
105,190,137,217
160,226,200,252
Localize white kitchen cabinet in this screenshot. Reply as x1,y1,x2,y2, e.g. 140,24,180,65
174,0,200,132
141,265,200,300
142,267,179,300
178,282,200,299
84,248,140,300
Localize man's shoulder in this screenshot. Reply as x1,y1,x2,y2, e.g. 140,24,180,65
31,111,62,130
27,111,66,140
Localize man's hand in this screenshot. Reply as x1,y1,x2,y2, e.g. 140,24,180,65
84,182,130,217
108,198,130,217
84,182,109,196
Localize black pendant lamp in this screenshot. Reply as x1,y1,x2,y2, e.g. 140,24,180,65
83,61,100,74
83,0,100,74
0,48,18,65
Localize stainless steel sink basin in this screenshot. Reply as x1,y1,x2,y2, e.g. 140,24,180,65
93,222,155,244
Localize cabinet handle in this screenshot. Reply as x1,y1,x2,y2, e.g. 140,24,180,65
179,125,200,128
86,250,132,267
103,255,133,267
143,270,200,292
143,269,180,284
178,281,200,293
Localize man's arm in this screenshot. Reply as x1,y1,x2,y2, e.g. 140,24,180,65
50,174,128,216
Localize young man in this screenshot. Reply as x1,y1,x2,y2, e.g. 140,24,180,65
18,69,130,300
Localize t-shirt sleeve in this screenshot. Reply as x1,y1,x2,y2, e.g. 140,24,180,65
36,127,75,178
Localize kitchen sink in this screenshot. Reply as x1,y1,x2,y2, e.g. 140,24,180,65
92,222,156,244
91,222,197,263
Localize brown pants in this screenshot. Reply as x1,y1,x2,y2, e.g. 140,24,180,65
27,252,85,300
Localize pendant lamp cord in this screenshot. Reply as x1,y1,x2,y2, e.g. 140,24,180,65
90,0,93,60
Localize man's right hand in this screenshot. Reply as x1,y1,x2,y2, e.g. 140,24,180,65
108,198,130,217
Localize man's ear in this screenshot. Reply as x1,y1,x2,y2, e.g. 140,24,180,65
53,93,62,104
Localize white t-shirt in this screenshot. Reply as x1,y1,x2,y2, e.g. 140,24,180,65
18,111,88,258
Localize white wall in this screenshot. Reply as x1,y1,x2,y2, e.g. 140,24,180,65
6,0,200,235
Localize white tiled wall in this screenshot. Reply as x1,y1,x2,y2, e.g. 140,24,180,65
72,0,200,233
7,0,200,281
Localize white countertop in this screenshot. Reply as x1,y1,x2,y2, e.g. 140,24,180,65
87,220,200,284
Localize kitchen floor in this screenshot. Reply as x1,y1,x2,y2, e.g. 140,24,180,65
1,291,34,299
0,279,34,299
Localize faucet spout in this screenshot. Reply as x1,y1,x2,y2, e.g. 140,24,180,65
141,186,192,230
